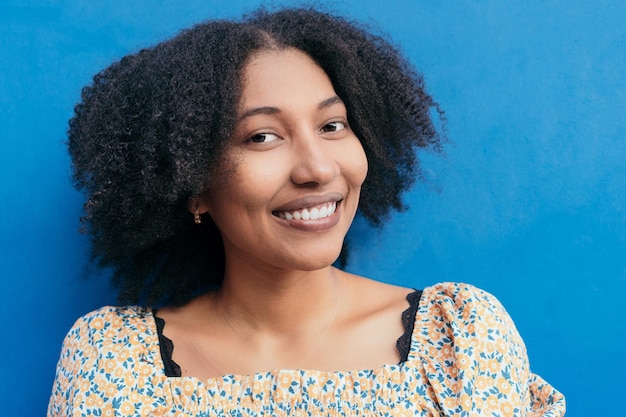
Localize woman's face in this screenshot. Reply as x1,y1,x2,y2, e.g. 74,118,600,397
201,48,368,273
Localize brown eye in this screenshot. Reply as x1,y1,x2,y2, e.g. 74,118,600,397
248,132,279,143
320,121,346,133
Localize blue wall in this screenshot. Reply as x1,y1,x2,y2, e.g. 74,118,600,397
2,1,624,415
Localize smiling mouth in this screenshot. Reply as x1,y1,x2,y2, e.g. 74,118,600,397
273,201,338,221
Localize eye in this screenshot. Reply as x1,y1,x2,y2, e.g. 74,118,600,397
320,121,347,133
247,132,280,143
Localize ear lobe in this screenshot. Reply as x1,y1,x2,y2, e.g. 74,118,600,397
188,195,211,216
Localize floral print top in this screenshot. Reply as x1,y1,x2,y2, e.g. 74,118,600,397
48,282,565,416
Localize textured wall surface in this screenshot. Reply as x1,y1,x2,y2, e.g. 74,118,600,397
1,1,624,415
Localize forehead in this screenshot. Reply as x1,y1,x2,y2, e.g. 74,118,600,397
239,48,337,109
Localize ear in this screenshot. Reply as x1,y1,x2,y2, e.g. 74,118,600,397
187,194,211,216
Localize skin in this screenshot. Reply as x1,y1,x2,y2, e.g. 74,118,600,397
158,48,413,380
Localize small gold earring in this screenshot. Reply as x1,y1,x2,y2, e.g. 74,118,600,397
194,210,201,224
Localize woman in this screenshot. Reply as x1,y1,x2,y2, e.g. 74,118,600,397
49,7,565,416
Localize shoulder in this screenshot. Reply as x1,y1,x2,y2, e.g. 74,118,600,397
420,282,510,319
62,305,156,353
411,282,566,415
413,281,527,374
422,281,501,302
340,270,414,303
417,282,519,340
339,270,415,322
50,307,167,414
58,305,161,386
73,305,152,323
69,305,153,333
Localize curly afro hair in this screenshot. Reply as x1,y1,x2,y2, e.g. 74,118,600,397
69,7,443,306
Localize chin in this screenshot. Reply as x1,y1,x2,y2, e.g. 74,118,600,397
279,248,344,272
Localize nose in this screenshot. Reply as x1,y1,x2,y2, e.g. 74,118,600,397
290,132,340,186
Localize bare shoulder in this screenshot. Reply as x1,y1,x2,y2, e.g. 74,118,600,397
336,269,414,321
331,269,414,366
154,292,213,331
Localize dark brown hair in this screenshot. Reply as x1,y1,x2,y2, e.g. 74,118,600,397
69,8,443,306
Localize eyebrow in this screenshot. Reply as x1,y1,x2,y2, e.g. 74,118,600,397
317,95,343,109
238,95,343,122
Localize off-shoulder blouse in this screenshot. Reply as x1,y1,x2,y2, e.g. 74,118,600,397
48,282,566,416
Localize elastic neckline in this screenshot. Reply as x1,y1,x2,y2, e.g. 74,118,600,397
153,289,423,378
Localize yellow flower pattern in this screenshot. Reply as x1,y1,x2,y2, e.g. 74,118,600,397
48,283,565,416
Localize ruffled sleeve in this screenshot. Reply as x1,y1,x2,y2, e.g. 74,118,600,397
412,282,565,416
47,313,100,417
47,306,168,417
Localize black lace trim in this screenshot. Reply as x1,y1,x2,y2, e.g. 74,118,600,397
154,289,422,377
396,289,422,362
153,313,182,377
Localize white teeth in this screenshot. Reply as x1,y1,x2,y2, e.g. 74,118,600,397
277,201,337,221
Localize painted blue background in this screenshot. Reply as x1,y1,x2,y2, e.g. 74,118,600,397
1,1,624,415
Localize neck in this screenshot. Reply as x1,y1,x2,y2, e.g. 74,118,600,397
211,261,341,336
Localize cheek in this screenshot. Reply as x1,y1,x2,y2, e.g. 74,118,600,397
345,139,369,188
209,158,282,215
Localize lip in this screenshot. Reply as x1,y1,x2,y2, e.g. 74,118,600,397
272,192,344,213
273,200,343,232
271,192,345,233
